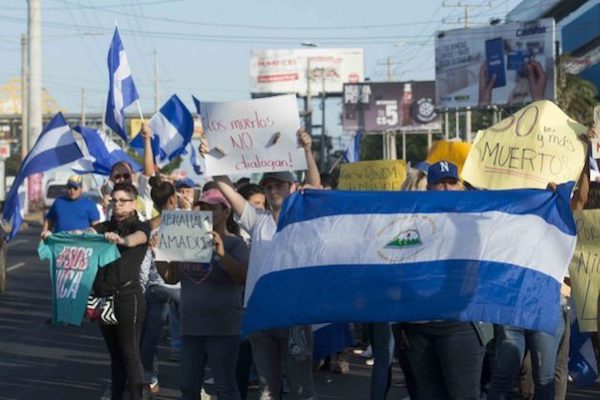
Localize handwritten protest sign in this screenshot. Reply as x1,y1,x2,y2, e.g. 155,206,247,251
155,210,213,263
569,210,600,332
462,100,588,189
338,160,406,191
201,95,307,176
426,140,472,173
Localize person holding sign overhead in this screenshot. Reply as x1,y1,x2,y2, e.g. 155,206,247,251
199,128,320,400
151,185,249,400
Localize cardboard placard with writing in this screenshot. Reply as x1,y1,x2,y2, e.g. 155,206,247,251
462,100,588,189
338,160,406,191
201,95,307,176
426,140,472,174
569,210,600,332
155,210,213,263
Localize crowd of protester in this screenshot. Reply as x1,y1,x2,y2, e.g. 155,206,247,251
39,118,600,400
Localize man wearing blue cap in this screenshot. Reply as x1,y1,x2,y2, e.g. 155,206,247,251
41,175,101,239
175,178,196,210
403,160,490,400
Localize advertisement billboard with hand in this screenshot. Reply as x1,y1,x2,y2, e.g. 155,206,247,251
435,18,556,108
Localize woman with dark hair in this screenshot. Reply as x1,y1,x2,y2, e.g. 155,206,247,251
138,179,181,395
92,182,151,400
153,188,249,400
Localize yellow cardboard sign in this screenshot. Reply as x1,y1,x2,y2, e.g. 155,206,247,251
426,141,472,174
569,210,600,332
462,100,588,190
338,160,406,191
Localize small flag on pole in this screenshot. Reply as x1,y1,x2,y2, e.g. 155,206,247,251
105,27,140,142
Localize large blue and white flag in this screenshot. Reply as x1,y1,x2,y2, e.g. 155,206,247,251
2,113,83,240
243,185,577,334
71,126,141,175
130,95,193,167
105,27,140,142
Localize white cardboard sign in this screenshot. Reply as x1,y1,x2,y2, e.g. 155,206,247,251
201,95,307,176
592,106,600,158
155,210,213,263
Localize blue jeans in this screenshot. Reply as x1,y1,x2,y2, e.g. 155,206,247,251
405,321,485,400
370,323,394,400
168,301,181,352
488,306,566,400
180,335,241,400
140,284,180,384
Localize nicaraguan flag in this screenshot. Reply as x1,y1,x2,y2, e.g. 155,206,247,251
2,113,83,240
568,304,599,386
71,126,141,175
343,131,362,163
105,27,140,142
130,94,193,167
243,185,577,334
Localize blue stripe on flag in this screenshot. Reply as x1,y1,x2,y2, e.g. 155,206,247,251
243,260,562,335
278,184,576,236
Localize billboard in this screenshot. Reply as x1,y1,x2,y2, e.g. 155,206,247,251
342,81,440,133
250,48,364,96
435,18,556,108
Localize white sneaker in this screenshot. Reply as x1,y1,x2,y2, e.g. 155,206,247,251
360,345,373,358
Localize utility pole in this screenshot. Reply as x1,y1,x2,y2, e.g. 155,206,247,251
20,34,28,162
28,0,42,210
81,87,86,126
443,1,491,142
154,50,160,112
320,71,326,171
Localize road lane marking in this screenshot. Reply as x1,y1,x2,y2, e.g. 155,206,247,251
7,262,25,272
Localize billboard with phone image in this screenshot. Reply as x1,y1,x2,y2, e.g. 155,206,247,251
435,19,555,108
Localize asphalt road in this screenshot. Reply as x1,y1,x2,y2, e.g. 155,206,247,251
0,223,598,399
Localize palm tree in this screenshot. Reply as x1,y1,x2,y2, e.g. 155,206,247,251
557,55,599,126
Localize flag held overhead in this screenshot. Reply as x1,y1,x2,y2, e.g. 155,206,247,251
105,27,140,142
2,113,83,240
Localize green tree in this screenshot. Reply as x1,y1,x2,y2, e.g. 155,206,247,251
556,55,599,126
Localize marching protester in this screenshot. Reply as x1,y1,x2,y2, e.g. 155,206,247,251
91,182,151,400
487,130,592,400
403,161,492,400
152,186,249,400
139,178,182,396
175,178,196,210
103,124,157,222
41,175,100,239
199,128,321,400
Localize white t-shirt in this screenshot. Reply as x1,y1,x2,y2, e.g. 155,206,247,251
236,202,277,305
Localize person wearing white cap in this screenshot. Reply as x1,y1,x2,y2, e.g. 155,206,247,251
41,175,100,239
199,128,321,400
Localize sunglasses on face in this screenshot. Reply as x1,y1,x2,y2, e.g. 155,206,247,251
110,198,135,205
66,186,80,191
112,173,131,181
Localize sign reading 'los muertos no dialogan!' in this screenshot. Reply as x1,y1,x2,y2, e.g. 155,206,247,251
461,100,588,190
200,95,307,176
155,210,213,263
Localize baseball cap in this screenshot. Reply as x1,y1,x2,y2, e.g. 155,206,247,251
259,171,295,186
427,161,459,185
414,161,430,174
66,175,83,189
175,178,195,190
200,189,230,209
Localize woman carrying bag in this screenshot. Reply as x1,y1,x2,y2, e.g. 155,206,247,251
92,182,151,400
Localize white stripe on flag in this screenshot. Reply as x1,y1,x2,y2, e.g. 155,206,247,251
150,112,182,160
249,211,573,297
25,125,72,162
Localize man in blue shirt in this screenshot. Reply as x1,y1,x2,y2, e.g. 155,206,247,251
42,175,101,238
